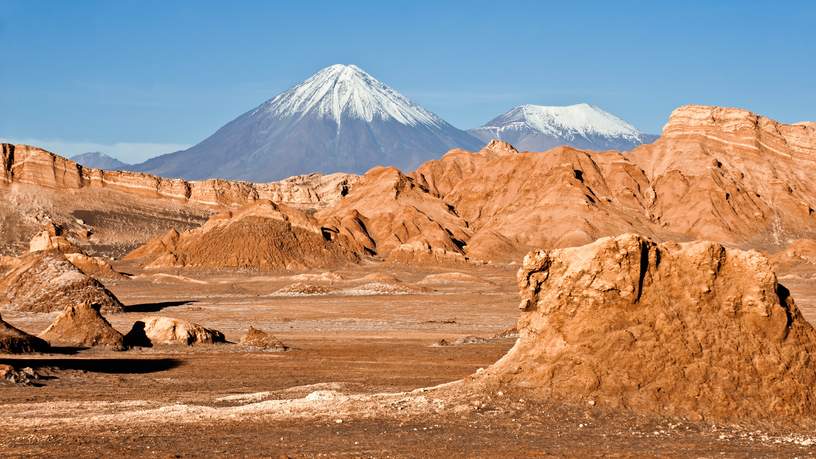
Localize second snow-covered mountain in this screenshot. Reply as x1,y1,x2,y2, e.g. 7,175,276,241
469,103,650,152
133,64,481,181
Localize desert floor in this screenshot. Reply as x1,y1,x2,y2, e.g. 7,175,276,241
2,261,816,457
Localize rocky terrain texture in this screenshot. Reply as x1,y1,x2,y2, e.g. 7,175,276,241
4,105,815,267
479,234,816,423
322,104,816,262
124,200,361,270
39,303,126,350
0,313,48,353
0,251,123,313
0,143,356,255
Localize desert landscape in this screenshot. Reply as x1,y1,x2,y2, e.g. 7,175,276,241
2,103,816,456
2,2,815,455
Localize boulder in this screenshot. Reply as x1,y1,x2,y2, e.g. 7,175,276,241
125,316,225,347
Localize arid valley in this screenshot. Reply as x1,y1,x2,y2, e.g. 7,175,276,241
2,102,816,456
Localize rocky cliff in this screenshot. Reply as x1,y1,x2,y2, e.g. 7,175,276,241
480,234,816,423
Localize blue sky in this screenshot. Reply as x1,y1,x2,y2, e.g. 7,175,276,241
1,0,814,162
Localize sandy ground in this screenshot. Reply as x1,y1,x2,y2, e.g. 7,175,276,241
2,261,816,457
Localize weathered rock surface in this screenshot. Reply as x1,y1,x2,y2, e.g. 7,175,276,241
126,200,360,270
125,316,225,346
3,104,816,264
0,314,49,353
27,228,127,279
1,144,357,209
482,234,816,423
39,303,125,350
240,326,288,351
0,251,123,313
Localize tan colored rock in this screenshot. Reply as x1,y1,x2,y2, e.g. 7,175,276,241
64,252,127,280
0,251,123,313
0,313,49,353
240,326,288,351
26,227,126,279
39,303,125,350
125,316,225,346
28,229,79,254
1,143,356,208
482,234,816,423
125,200,360,270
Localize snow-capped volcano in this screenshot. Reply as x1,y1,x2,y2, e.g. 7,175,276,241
261,64,444,127
133,64,481,181
469,103,648,152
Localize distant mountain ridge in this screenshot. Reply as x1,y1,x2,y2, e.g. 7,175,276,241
469,103,651,152
131,64,482,182
70,152,130,170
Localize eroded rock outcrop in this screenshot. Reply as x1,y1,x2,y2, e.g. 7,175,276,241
1,143,357,209
39,303,125,350
0,314,49,353
125,200,360,270
125,316,225,346
482,234,816,422
0,251,123,313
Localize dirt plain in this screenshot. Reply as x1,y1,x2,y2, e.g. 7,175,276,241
2,259,816,457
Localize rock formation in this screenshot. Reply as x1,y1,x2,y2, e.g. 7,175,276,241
125,200,360,270
1,143,357,209
3,104,816,264
240,326,288,351
481,234,816,422
39,303,126,350
124,316,226,346
27,227,126,279
0,313,49,353
0,251,123,313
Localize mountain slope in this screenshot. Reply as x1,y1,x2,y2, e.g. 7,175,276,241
70,152,130,170
133,64,482,181
469,103,647,152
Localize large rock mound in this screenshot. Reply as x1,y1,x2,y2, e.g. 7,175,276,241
39,303,125,350
125,316,226,346
484,234,816,422
0,314,49,353
0,251,123,313
125,200,361,270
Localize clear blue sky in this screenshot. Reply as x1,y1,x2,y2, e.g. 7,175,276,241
1,0,814,162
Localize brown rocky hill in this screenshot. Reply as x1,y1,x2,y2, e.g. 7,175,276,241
2,105,814,263
0,251,123,313
0,143,356,256
39,303,126,350
478,234,816,423
125,200,360,270
313,106,816,263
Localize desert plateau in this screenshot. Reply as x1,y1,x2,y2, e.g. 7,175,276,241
2,3,815,457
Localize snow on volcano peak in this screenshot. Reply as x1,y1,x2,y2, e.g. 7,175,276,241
503,104,641,140
469,103,647,152
260,64,444,127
